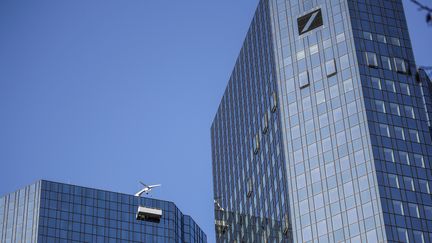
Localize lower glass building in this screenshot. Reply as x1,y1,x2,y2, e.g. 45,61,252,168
0,180,207,243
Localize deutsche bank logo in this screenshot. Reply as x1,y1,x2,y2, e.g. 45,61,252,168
297,9,323,35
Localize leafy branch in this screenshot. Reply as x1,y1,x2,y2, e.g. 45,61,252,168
410,0,432,24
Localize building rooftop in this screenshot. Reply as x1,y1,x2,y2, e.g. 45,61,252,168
0,179,207,243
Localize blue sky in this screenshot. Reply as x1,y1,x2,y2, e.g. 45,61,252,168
0,0,431,241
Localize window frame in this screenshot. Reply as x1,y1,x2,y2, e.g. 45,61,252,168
299,71,310,89
394,58,407,74
325,59,337,77
381,56,392,70
365,52,378,68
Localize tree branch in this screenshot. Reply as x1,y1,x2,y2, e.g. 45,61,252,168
410,0,432,12
410,0,432,24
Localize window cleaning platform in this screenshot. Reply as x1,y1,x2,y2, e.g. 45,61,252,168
136,206,163,222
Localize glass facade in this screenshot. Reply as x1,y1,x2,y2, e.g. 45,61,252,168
211,0,291,241
0,182,40,243
0,180,207,243
211,0,432,242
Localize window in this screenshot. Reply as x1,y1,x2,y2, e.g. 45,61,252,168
262,112,269,134
247,179,253,198
377,34,387,43
302,226,312,242
394,58,407,73
388,174,400,188
316,90,325,104
340,54,349,70
299,71,310,88
371,77,381,90
363,31,373,40
393,201,404,215
400,83,411,96
362,202,374,218
390,103,401,116
312,66,322,81
408,203,420,218
413,231,425,243
414,154,425,168
314,193,324,209
336,33,345,43
297,174,306,189
379,124,390,137
381,56,392,70
311,168,321,183
253,134,260,154
419,180,430,194
271,92,278,112
375,100,386,113
384,149,395,162
404,177,415,191
325,59,337,77
333,108,343,121
343,78,353,92
397,228,409,242
404,106,415,119
394,127,405,140
426,206,432,219
309,44,318,55
399,152,410,165
385,80,396,93
390,37,401,46
299,199,309,215
409,129,420,143
330,85,339,99
297,50,305,60
365,52,378,67
292,125,301,139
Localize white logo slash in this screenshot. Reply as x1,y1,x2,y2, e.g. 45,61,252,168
302,11,319,33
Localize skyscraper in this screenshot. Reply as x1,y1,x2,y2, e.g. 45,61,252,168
0,180,207,243
211,0,432,242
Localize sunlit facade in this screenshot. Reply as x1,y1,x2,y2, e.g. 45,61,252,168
0,180,206,243
211,0,432,242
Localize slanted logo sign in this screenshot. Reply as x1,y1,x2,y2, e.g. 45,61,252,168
298,9,323,35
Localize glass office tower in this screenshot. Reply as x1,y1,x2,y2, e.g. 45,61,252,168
0,180,207,243
211,0,432,242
